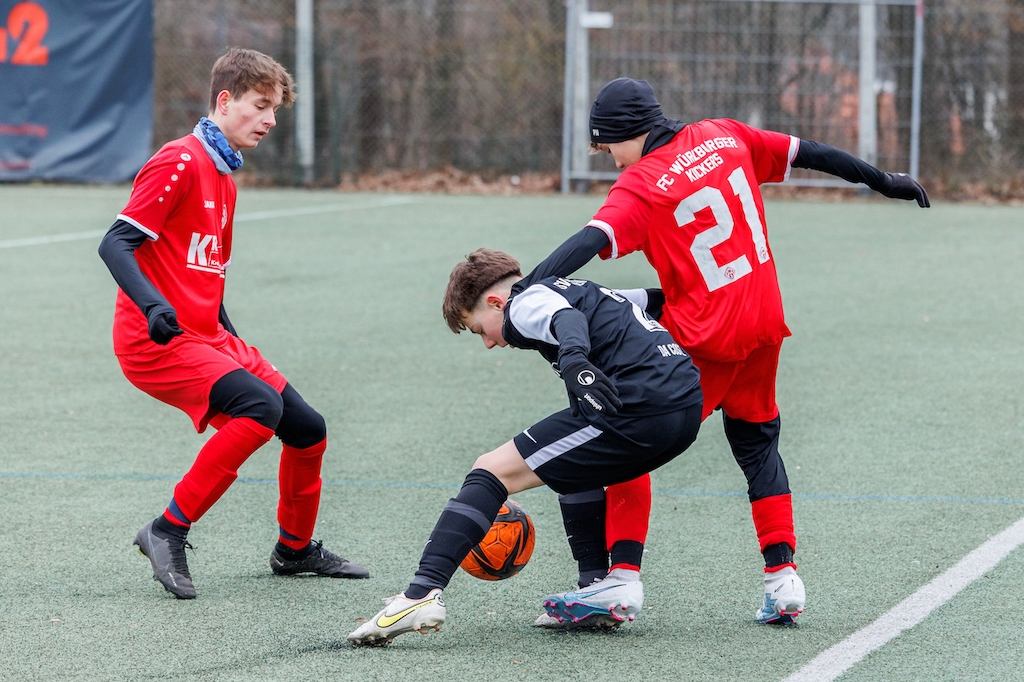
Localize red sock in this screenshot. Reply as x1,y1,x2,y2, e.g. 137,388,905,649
171,417,275,523
606,474,652,572
750,493,797,553
277,437,326,550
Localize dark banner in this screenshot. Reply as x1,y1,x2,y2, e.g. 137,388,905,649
0,0,152,183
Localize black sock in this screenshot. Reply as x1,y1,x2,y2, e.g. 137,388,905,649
405,469,508,599
558,490,609,587
275,541,314,560
610,540,644,570
153,515,189,541
763,542,794,568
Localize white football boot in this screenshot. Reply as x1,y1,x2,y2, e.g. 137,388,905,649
542,569,644,624
532,611,622,630
755,566,805,624
347,589,446,646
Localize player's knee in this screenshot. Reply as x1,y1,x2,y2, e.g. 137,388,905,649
473,443,540,495
252,384,284,430
280,408,326,449
209,370,284,430
276,385,327,449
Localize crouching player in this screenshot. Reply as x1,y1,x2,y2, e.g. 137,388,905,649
347,248,702,645
98,48,367,599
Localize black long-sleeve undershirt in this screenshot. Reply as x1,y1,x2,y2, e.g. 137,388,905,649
97,220,237,337
792,139,890,192
97,220,173,320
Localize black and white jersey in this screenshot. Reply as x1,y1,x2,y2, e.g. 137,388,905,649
502,275,702,415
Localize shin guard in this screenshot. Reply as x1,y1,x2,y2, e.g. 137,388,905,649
407,469,507,597
750,493,797,563
172,417,275,523
558,489,608,586
606,474,652,571
277,437,326,550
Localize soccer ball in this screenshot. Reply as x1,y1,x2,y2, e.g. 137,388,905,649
460,499,535,580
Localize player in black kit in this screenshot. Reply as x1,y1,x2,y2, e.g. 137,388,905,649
347,248,703,646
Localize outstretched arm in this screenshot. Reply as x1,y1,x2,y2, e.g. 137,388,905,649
97,220,183,344
524,226,610,282
793,140,930,207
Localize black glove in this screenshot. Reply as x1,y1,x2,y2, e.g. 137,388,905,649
560,357,622,419
644,288,666,322
148,309,183,345
880,173,930,208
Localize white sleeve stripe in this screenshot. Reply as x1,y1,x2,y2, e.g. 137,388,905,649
586,219,618,259
784,136,800,182
614,288,649,309
508,285,572,345
116,213,158,241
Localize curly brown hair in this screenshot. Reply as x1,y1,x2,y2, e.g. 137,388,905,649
442,249,522,333
209,48,296,113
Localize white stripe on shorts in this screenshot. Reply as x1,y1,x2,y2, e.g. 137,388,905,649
523,425,603,471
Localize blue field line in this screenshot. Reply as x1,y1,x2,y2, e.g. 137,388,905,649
2,470,1024,506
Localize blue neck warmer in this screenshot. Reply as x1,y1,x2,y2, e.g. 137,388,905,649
196,117,244,171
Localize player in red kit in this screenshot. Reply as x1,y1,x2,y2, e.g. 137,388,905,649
98,48,367,599
534,78,929,628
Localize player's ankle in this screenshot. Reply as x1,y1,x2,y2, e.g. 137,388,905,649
578,569,607,587
403,583,436,600
274,540,314,560
762,542,794,570
153,514,189,540
607,567,640,582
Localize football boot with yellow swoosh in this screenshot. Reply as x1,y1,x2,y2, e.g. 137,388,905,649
347,589,446,646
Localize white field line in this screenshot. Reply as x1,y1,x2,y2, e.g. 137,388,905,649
0,196,415,249
782,514,1024,682
234,196,414,222
0,230,108,249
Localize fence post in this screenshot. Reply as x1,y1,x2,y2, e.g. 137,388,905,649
909,0,924,180
571,0,591,192
858,0,878,168
560,0,579,194
295,0,315,185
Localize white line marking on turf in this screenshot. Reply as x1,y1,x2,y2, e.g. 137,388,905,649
234,196,414,222
782,514,1024,682
0,230,108,249
0,197,415,249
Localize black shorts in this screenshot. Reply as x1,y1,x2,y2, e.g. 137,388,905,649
512,404,702,495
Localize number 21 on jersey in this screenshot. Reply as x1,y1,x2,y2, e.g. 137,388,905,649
676,166,769,292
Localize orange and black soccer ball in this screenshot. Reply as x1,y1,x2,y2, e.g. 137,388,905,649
460,499,536,580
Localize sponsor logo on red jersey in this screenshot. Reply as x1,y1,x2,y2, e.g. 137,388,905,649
186,232,223,276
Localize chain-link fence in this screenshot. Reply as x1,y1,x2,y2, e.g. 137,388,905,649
153,0,1024,192
569,0,919,185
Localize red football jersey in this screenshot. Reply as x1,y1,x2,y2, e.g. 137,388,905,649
113,134,236,354
589,119,799,362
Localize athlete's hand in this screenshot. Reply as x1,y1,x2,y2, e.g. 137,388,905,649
148,309,183,345
560,357,622,419
881,172,930,208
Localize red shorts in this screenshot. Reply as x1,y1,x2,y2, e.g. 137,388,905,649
117,331,288,433
692,343,781,423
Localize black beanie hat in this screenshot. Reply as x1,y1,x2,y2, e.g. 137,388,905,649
589,77,664,143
